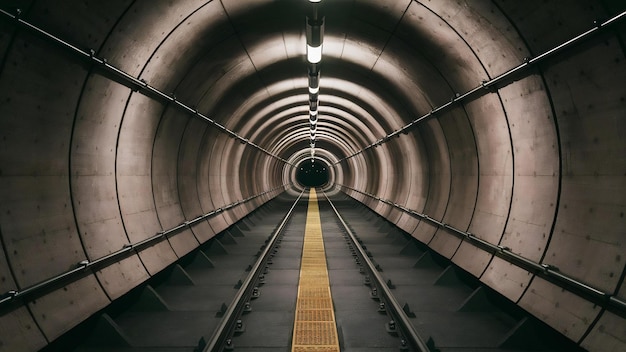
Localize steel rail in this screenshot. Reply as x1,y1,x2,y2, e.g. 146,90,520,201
202,190,305,352
322,191,432,352
0,8,293,167
0,184,291,308
335,10,626,164
337,185,626,316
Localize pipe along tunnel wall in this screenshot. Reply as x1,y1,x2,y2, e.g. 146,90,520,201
0,1,625,351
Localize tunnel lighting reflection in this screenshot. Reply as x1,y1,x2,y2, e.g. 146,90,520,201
309,86,319,94
307,44,322,63
309,0,321,3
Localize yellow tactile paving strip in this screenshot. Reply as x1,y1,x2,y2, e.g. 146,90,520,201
291,189,340,352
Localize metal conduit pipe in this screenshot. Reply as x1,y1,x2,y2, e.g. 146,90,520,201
337,184,626,316
0,8,293,167
335,10,626,164
0,184,292,308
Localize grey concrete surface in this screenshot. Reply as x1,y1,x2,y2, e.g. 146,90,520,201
0,0,624,351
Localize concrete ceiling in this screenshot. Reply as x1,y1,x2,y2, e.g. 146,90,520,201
0,0,625,350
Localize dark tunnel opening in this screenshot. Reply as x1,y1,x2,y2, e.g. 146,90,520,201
296,160,329,187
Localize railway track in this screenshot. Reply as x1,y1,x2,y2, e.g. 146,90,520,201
44,190,583,352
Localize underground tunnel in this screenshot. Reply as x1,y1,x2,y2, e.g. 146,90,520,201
0,0,625,351
296,160,329,188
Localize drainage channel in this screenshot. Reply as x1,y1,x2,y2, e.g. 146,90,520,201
291,189,340,351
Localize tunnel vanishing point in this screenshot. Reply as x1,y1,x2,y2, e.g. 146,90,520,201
0,0,625,351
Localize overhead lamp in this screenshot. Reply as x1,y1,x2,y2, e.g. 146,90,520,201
309,0,321,3
306,17,324,63
304,10,323,160
307,45,322,64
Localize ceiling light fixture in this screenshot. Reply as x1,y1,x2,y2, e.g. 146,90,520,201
306,3,324,163
306,15,324,63
306,44,322,64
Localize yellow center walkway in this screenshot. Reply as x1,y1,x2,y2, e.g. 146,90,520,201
291,189,340,352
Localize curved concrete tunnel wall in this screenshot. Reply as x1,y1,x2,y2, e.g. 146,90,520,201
0,0,624,351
